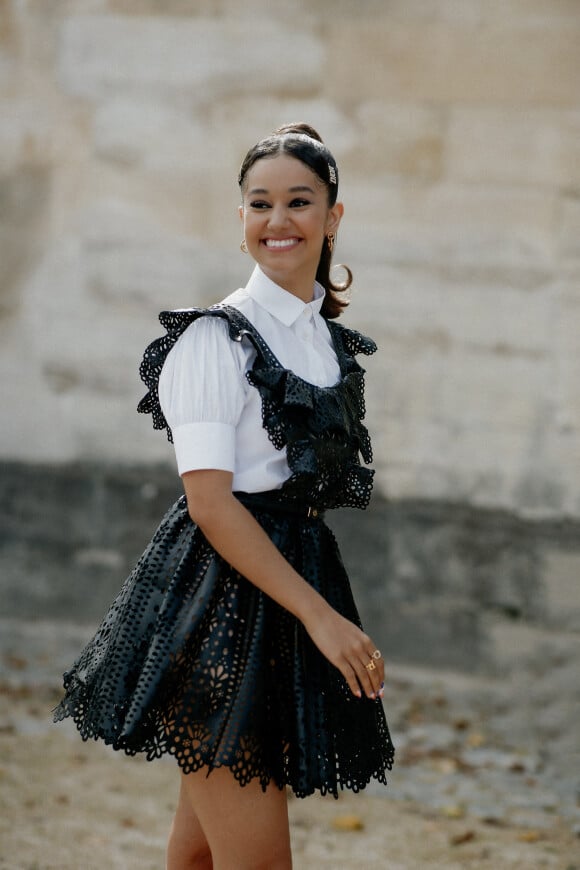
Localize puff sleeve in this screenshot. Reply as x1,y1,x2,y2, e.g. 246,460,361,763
158,315,249,476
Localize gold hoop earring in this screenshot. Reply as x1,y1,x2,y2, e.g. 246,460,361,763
327,232,335,253
240,239,248,253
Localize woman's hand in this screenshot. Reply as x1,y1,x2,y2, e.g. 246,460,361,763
302,605,385,701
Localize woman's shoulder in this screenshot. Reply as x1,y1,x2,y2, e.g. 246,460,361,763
157,303,250,340
137,305,257,440
326,320,378,358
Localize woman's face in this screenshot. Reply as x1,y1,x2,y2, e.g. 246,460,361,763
239,153,343,301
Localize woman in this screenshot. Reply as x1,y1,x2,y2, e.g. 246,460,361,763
54,123,395,869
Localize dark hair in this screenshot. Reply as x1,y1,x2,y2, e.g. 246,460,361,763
238,122,351,319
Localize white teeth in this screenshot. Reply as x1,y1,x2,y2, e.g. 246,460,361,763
265,238,298,248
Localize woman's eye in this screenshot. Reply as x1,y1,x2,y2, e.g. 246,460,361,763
248,198,310,210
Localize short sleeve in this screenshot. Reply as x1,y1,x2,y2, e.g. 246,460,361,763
158,315,249,475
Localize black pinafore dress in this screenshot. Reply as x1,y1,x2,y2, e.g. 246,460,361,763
53,306,395,798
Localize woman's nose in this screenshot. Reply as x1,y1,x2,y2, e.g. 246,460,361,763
267,204,289,230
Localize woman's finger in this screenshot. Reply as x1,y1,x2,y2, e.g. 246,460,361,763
343,632,384,699
341,660,364,699
339,650,385,701
358,648,385,699
358,658,381,699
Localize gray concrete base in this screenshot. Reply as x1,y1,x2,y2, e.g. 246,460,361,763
1,461,578,674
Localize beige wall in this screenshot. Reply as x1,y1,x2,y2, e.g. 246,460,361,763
1,0,579,518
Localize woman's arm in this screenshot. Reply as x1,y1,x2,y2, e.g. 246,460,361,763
182,468,385,700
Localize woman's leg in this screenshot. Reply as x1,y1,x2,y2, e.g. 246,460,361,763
166,777,213,869
179,766,292,870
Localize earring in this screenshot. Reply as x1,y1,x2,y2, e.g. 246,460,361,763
327,232,335,253
240,239,248,253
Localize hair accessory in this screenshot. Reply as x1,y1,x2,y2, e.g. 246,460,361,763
327,232,335,252
328,164,337,184
240,239,248,253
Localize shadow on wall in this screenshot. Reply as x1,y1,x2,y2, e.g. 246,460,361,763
1,461,579,675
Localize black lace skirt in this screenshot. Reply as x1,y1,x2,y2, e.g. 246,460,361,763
53,494,394,798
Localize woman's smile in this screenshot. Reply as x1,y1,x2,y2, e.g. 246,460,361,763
262,237,302,250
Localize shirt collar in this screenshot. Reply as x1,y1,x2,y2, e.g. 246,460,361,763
244,266,325,326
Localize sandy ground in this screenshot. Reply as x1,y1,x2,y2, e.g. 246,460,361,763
1,678,579,869
1,618,579,868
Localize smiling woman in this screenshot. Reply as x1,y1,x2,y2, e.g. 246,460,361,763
53,122,394,870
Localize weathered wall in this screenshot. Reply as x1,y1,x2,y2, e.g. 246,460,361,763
1,2,579,672
1,0,579,518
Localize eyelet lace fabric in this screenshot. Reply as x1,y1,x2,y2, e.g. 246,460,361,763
54,307,395,797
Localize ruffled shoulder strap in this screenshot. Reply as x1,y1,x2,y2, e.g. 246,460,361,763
326,321,377,376
137,305,269,442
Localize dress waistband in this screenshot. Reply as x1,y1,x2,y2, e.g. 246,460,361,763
234,491,325,521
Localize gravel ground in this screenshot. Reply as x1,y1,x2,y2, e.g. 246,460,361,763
1,619,579,869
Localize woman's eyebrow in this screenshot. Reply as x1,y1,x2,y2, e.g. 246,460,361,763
247,185,316,195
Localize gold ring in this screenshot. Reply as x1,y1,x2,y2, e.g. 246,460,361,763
372,650,382,660
365,660,377,671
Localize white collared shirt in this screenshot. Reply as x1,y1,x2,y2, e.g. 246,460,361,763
158,265,341,490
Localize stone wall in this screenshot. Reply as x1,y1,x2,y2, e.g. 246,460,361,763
1,2,579,670
1,0,579,518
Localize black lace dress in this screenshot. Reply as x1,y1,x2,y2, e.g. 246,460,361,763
53,306,395,798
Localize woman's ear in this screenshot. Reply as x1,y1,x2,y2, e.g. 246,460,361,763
238,204,244,223
326,201,344,234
